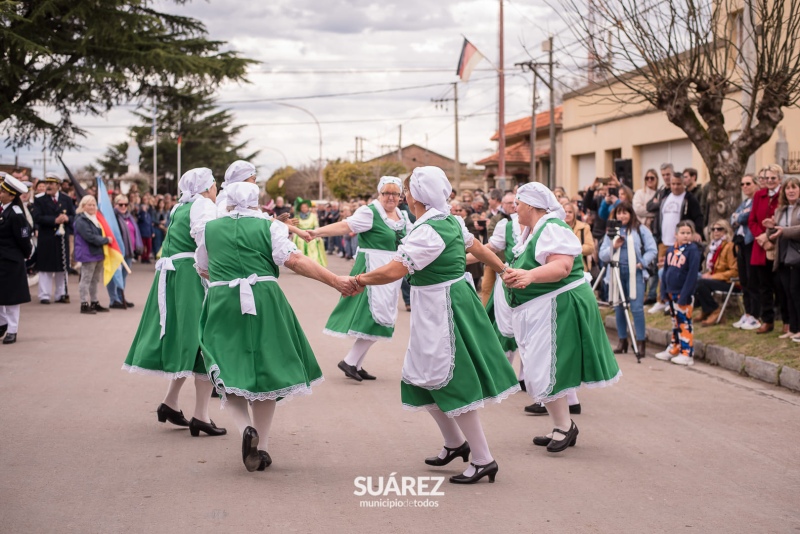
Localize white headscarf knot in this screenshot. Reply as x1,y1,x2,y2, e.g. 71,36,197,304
516,182,566,220
409,166,451,214
178,168,215,203
225,182,263,218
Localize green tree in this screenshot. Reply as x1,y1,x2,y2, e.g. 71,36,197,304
0,0,255,151
265,166,296,199
324,160,407,200
98,90,258,193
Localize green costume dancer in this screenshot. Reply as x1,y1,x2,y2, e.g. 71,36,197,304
354,166,519,485
292,198,327,266
123,168,227,438
505,182,620,454
197,182,355,472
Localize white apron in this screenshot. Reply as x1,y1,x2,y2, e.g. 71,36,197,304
492,275,514,338
359,248,402,327
511,277,586,399
401,274,466,390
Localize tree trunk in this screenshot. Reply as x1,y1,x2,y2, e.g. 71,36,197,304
707,153,748,225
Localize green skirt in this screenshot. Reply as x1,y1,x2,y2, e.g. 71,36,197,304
293,235,328,267
324,251,395,340
485,290,518,353
199,280,323,404
123,260,207,379
401,280,520,417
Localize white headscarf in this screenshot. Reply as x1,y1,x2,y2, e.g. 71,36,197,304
225,182,265,218
516,182,566,220
223,160,256,188
178,168,215,204
378,175,403,194
409,166,451,214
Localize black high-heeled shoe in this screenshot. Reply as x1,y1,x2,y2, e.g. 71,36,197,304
357,368,377,380
613,338,629,354
257,450,272,471
242,426,262,472
546,421,579,453
156,403,190,427
338,360,362,381
189,418,227,437
425,441,470,466
449,460,498,484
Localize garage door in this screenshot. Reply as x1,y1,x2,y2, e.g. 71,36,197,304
640,140,693,179
577,153,596,192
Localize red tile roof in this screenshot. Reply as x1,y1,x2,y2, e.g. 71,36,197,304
489,106,563,141
475,141,551,166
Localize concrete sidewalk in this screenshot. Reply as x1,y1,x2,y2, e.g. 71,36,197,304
1,258,799,533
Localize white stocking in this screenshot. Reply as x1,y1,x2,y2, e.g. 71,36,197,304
251,400,277,452
566,389,579,406
428,408,464,458
193,376,214,423
162,377,187,410
454,410,493,476
518,356,525,381
543,396,571,441
225,395,253,436
344,338,376,370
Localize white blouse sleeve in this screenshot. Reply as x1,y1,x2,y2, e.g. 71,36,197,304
488,218,508,251
455,215,475,249
189,198,218,274
345,205,374,234
394,225,446,274
269,219,299,266
534,223,582,265
215,190,229,218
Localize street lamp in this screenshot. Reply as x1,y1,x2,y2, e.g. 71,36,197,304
270,102,323,199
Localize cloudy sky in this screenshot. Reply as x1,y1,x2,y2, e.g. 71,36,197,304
4,0,585,181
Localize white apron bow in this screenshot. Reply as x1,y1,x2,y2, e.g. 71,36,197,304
208,274,277,315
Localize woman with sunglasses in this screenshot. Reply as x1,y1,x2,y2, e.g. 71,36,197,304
633,169,659,229
730,174,760,330
693,220,738,326
309,177,412,382
108,194,142,309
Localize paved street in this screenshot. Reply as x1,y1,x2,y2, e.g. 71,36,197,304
1,256,799,534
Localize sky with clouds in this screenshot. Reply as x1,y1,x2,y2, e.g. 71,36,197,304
3,0,585,181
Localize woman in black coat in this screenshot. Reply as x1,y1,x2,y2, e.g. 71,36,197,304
0,176,34,344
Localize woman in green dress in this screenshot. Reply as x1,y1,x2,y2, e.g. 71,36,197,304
308,176,412,381
197,182,356,472
122,168,227,438
352,166,520,485
503,182,621,453
292,198,327,266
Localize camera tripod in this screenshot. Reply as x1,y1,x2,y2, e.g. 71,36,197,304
592,242,642,363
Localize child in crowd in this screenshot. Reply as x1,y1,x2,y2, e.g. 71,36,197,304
655,220,702,366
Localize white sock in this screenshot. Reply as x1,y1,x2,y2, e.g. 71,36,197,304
518,357,525,381
224,395,253,436
162,377,187,410
543,397,571,441
454,410,493,476
251,400,277,452
193,376,214,423
566,389,579,406
344,338,376,370
428,408,464,458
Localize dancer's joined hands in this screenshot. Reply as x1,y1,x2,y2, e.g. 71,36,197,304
502,267,533,290
334,275,363,297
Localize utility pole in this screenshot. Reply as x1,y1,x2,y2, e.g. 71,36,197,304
432,82,461,192
515,60,551,184
354,137,359,162
177,102,182,191
152,101,158,194
398,125,403,162
497,0,506,191
546,36,556,189
530,77,537,182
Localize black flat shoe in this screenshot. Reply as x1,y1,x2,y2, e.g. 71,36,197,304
357,368,377,380
2,333,17,344
189,418,227,436
156,403,190,427
569,403,582,415
449,460,498,484
257,450,272,471
524,402,547,415
109,302,126,309
0,324,7,337
532,435,551,446
425,441,470,466
91,301,109,313
55,295,70,304
242,426,262,472
338,360,362,381
40,299,50,305
546,421,579,453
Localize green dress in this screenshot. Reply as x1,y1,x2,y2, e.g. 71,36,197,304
123,201,207,379
292,212,327,266
398,212,520,417
506,215,620,402
324,202,409,340
199,215,322,403
484,216,518,352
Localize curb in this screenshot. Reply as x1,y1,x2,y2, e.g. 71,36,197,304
602,315,800,394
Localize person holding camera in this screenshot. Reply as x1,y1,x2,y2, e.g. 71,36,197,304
599,202,658,355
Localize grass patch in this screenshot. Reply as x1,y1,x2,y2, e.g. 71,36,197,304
603,305,800,371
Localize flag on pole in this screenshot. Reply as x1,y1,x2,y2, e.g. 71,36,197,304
95,176,131,285
456,38,485,82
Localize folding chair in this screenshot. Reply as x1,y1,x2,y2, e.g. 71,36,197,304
713,277,743,324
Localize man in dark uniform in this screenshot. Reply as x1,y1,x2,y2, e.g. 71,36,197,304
0,175,34,344
31,172,75,304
